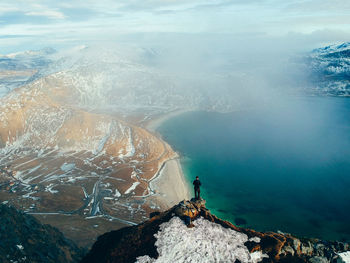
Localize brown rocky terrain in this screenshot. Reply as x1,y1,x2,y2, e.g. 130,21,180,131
0,71,180,248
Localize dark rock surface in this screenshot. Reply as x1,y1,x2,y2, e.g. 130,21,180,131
0,204,84,263
81,206,177,263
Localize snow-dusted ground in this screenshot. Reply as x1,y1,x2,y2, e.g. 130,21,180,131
124,182,140,195
338,251,350,263
136,217,268,263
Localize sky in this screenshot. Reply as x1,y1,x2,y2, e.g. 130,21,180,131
0,0,349,53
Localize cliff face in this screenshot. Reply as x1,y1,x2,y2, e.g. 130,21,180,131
0,204,84,263
81,200,350,263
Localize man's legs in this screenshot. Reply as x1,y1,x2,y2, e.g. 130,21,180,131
194,188,200,200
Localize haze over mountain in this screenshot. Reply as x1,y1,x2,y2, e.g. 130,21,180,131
0,42,349,249
0,47,186,247
1,1,350,261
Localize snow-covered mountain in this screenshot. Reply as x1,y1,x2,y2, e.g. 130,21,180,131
0,46,196,247
40,45,239,113
14,45,243,111
305,42,350,96
0,47,55,97
0,47,55,70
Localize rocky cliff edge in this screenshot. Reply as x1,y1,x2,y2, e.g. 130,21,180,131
81,199,350,263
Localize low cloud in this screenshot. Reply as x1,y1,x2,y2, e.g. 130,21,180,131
0,0,349,55
25,10,65,19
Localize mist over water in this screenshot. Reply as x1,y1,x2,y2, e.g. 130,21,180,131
158,96,350,242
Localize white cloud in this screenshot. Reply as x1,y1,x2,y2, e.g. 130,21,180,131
0,0,349,52
25,10,65,19
0,6,19,14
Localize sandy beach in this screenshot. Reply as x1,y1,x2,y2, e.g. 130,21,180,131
145,110,192,209
149,158,191,209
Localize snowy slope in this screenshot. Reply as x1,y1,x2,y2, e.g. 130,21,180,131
45,45,238,113
305,42,350,96
0,47,55,71
1,45,242,113
136,217,267,263
0,48,55,98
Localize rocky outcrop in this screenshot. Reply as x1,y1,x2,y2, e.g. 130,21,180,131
0,204,84,263
174,198,206,220
81,199,349,263
81,206,177,263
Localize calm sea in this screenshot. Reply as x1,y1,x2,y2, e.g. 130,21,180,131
157,97,350,242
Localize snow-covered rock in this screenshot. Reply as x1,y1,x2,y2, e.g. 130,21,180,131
81,199,350,263
0,48,54,97
136,217,268,263
337,251,350,263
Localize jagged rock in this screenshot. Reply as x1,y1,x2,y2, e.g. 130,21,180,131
281,245,295,256
293,239,301,252
81,200,350,263
150,211,161,218
190,197,206,207
316,243,327,256
309,256,329,263
81,207,177,263
301,241,314,256
174,199,204,219
0,204,84,263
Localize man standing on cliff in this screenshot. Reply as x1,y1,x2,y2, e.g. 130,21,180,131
193,176,201,200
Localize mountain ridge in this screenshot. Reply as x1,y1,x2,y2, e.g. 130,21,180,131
81,199,350,263
304,42,350,96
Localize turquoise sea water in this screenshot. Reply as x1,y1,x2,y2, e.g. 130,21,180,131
157,97,350,242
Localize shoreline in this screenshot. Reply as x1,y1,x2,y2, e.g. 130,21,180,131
144,109,191,133
145,110,192,209
148,158,191,209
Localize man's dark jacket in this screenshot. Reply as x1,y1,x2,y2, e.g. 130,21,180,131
193,179,201,189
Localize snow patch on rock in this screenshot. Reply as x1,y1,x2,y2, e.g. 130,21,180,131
136,217,268,263
16,244,24,250
114,189,121,198
338,251,350,263
124,182,140,194
60,162,75,172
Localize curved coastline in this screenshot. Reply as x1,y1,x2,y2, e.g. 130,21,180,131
145,110,192,209
145,103,350,243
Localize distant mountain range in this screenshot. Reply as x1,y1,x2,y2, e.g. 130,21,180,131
304,42,350,96
0,45,251,113
1,42,349,103
0,48,54,97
